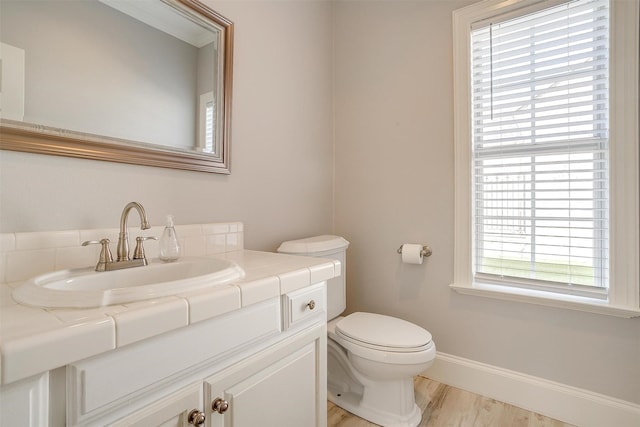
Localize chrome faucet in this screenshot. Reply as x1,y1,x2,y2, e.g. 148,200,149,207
83,202,155,271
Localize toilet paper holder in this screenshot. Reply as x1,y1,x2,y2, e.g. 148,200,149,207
397,244,432,258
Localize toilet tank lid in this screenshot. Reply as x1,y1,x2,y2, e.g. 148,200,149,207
277,235,350,255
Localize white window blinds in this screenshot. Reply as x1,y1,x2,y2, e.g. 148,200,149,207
205,99,215,153
470,0,609,296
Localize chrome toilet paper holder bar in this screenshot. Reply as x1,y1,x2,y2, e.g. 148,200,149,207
397,244,432,257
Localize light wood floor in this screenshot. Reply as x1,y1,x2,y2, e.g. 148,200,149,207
327,376,575,427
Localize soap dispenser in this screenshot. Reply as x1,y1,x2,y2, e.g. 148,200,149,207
159,214,181,262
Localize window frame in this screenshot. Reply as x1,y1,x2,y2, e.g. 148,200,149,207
451,0,640,318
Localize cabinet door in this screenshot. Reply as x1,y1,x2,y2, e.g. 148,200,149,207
205,339,322,427
110,382,203,427
0,373,49,427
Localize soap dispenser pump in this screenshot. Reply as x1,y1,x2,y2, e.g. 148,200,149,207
159,214,181,262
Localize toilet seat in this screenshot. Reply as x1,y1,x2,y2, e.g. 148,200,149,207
336,312,432,352
329,313,435,365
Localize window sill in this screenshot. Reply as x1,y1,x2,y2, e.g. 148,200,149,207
450,282,640,318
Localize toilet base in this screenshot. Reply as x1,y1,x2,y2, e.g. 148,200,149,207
328,388,422,427
327,339,424,427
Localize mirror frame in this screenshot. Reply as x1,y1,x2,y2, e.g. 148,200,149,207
0,0,234,174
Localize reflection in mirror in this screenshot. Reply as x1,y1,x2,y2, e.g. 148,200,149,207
0,0,233,174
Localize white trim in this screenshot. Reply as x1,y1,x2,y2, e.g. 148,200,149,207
608,0,640,310
450,281,640,318
452,3,474,290
452,0,640,317
424,352,640,427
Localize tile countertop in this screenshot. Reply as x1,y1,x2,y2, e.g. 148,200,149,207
0,250,340,386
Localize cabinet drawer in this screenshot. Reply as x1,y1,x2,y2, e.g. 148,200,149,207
282,282,326,330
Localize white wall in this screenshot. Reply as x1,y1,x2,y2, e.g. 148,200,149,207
0,0,335,252
333,0,640,404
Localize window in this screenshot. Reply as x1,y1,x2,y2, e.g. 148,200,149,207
198,91,216,153
204,98,215,152
452,0,639,317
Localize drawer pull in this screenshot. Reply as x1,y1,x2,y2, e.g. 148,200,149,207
188,409,206,426
212,397,230,414
307,300,316,310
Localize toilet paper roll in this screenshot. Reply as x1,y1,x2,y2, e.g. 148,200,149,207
401,244,424,265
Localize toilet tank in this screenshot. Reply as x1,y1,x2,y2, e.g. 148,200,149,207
277,235,349,320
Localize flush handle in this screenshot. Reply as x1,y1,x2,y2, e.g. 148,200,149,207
307,300,316,310
187,409,206,426
212,397,230,414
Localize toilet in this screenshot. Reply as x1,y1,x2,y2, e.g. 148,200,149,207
278,235,435,427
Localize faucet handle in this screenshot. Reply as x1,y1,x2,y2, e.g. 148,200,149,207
82,239,114,271
133,236,158,260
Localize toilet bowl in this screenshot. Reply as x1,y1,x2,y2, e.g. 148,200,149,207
327,314,435,427
277,236,436,427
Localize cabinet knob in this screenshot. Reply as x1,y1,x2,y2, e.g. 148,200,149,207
188,409,206,426
212,397,230,414
307,300,316,310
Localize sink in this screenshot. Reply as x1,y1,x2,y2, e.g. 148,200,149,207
12,257,245,308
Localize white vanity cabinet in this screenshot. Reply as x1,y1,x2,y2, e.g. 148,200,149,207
0,282,328,427
0,226,339,427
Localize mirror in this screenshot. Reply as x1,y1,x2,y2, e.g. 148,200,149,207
0,0,233,174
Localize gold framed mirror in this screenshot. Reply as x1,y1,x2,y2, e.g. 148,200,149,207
0,0,234,174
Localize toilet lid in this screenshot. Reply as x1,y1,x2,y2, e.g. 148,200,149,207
335,312,432,352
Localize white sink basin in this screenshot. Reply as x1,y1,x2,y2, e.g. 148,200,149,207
12,257,245,308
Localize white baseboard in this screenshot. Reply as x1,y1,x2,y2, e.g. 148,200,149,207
423,352,640,427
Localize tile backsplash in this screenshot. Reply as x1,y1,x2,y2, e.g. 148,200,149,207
0,222,244,284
